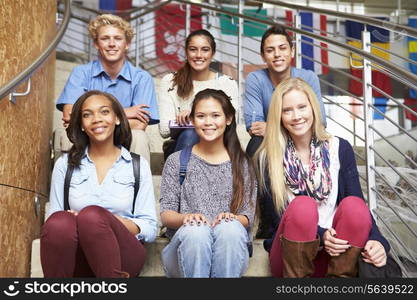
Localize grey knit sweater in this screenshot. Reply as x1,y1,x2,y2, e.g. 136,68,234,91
160,151,257,239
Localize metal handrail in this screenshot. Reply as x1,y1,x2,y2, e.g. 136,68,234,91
0,0,71,101
375,210,414,278
371,128,417,169
371,181,417,240
370,43,417,67
371,147,417,199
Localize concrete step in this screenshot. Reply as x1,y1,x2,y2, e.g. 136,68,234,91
30,237,271,277
353,145,366,166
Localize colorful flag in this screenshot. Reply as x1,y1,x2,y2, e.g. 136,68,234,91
345,19,392,119
404,98,417,121
345,19,390,43
285,10,296,67
154,4,202,71
99,0,132,12
299,12,329,75
219,7,268,37
373,97,388,120
408,18,417,99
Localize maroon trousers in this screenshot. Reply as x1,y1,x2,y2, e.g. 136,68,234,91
41,205,146,278
269,196,372,277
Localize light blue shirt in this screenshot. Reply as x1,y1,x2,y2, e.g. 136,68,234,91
56,60,160,125
48,147,157,242
243,67,327,129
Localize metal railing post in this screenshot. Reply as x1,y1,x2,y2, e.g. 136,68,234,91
185,4,190,37
362,30,377,216
353,116,357,147
135,18,140,67
295,12,302,69
336,0,340,34
237,0,244,123
88,15,93,61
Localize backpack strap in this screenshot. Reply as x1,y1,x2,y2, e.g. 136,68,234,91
131,152,141,215
63,152,141,214
179,146,192,185
64,163,74,211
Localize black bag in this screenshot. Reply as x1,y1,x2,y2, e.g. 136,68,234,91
358,255,402,278
162,139,177,161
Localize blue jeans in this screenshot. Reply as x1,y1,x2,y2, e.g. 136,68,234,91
174,128,199,152
161,219,249,278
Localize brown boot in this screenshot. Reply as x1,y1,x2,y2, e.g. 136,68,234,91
327,246,362,278
281,235,320,278
114,270,130,278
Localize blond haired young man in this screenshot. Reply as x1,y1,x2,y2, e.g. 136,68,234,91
56,14,159,163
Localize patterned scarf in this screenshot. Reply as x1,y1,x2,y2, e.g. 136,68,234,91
283,137,332,203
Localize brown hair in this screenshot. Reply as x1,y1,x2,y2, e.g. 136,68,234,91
67,90,132,167
172,29,216,99
190,89,255,213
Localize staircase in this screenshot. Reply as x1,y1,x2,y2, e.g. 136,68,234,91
29,0,417,277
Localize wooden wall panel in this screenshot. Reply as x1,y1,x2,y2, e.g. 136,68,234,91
0,0,56,277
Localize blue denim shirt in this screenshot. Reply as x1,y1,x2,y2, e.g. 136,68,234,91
243,67,326,129
56,60,160,124
48,147,158,242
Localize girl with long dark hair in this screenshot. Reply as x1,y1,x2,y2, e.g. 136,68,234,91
159,89,256,277
41,90,157,278
158,29,238,160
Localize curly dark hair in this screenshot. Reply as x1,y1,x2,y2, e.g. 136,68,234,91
66,90,132,167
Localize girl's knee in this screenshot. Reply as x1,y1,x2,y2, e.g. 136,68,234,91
176,224,212,245
41,211,77,245
42,211,76,236
213,219,247,244
77,205,106,221
77,205,109,229
286,196,318,229
339,196,367,212
338,196,371,227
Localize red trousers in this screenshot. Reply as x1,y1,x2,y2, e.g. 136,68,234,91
269,196,372,277
41,205,146,278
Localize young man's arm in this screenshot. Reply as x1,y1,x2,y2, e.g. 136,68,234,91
56,66,89,126
244,72,267,136
129,71,160,130
307,71,327,127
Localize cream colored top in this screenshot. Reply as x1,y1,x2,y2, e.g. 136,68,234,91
158,72,239,138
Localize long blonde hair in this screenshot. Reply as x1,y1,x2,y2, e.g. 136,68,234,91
255,77,330,213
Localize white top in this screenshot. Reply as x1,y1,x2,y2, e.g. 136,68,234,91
287,137,340,229
158,72,239,138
